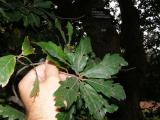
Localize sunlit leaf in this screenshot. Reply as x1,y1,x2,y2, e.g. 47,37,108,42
22,36,35,56
0,105,25,120
54,77,79,109
0,55,16,87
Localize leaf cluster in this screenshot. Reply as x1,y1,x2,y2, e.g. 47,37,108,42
37,20,128,120
0,19,128,120
0,0,54,27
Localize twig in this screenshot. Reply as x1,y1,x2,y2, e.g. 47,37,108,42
56,15,85,20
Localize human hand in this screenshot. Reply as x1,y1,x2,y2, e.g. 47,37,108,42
18,62,67,120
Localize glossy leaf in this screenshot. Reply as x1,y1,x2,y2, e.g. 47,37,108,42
80,83,107,120
66,22,73,44
54,77,79,109
37,41,67,64
22,36,35,56
82,54,128,79
86,79,126,100
0,55,16,87
0,105,25,120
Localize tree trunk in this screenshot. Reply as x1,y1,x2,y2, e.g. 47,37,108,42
113,0,146,120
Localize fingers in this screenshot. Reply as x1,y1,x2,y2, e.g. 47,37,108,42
45,60,68,81
18,64,46,90
44,62,60,88
59,72,68,81
45,62,59,79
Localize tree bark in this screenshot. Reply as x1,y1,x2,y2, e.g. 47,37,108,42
113,0,146,120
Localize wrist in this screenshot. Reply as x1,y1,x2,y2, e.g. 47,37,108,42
27,109,54,120
26,101,57,120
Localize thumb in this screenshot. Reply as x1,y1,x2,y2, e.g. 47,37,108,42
45,62,60,87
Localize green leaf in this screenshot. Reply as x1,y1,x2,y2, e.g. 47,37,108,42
0,105,25,120
22,36,35,56
80,83,107,120
84,58,97,71
34,0,52,8
0,8,8,19
66,22,73,44
46,55,68,72
37,41,67,64
104,103,118,113
56,105,75,120
55,18,67,43
0,0,7,3
54,77,79,109
0,55,16,87
28,13,40,27
6,11,22,22
82,54,128,79
66,37,92,73
66,52,88,73
76,37,92,55
23,15,29,27
86,79,126,100
30,77,39,98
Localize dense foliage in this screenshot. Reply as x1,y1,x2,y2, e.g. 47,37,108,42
1,0,160,120
0,0,129,119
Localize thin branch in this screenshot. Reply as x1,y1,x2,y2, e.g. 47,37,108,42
56,15,85,20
